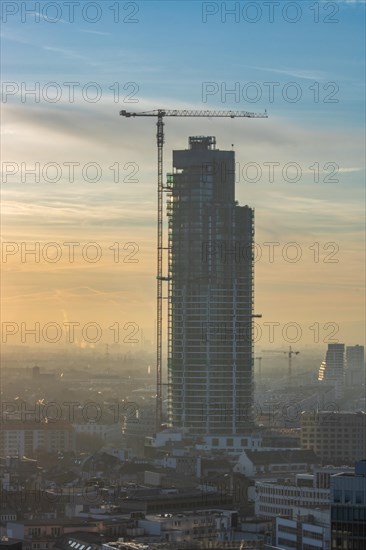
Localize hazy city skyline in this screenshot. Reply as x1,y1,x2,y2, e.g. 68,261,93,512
0,4,366,550
1,3,365,549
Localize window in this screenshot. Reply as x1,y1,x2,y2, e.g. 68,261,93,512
278,538,296,548
344,490,353,503
279,525,296,534
355,491,364,504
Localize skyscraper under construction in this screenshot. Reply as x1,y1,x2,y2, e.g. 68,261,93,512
166,136,254,436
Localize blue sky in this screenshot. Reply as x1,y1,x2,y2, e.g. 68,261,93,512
2,0,365,125
1,0,365,348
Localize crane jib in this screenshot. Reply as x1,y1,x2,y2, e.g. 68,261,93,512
120,109,268,118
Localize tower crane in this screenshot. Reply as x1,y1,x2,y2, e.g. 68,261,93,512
120,108,268,431
262,346,300,385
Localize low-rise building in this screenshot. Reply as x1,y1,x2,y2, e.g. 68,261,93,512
6,519,99,550
234,449,319,478
72,423,121,444
52,532,106,550
5,517,139,550
255,476,329,519
300,411,366,465
196,435,262,455
274,509,330,550
116,488,234,514
0,422,76,457
137,509,237,544
156,454,201,477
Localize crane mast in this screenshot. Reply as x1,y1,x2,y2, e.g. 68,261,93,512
156,113,164,434
120,107,268,431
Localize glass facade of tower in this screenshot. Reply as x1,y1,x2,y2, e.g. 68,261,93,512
166,136,254,435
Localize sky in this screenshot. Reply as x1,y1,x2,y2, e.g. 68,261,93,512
1,0,365,353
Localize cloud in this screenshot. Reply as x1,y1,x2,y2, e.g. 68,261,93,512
33,11,67,23
333,0,365,4
80,30,111,36
253,67,328,81
0,31,35,46
43,46,90,62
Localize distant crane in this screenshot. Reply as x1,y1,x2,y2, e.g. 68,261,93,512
120,108,268,431
262,346,300,385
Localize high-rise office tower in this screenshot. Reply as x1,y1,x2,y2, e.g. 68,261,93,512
346,345,365,386
346,345,365,369
166,136,254,436
326,343,345,379
318,343,345,398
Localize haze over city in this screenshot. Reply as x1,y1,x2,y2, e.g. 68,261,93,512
1,2,365,550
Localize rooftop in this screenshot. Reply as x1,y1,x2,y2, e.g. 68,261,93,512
245,449,319,465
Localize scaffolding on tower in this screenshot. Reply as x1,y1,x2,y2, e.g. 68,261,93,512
120,108,268,431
